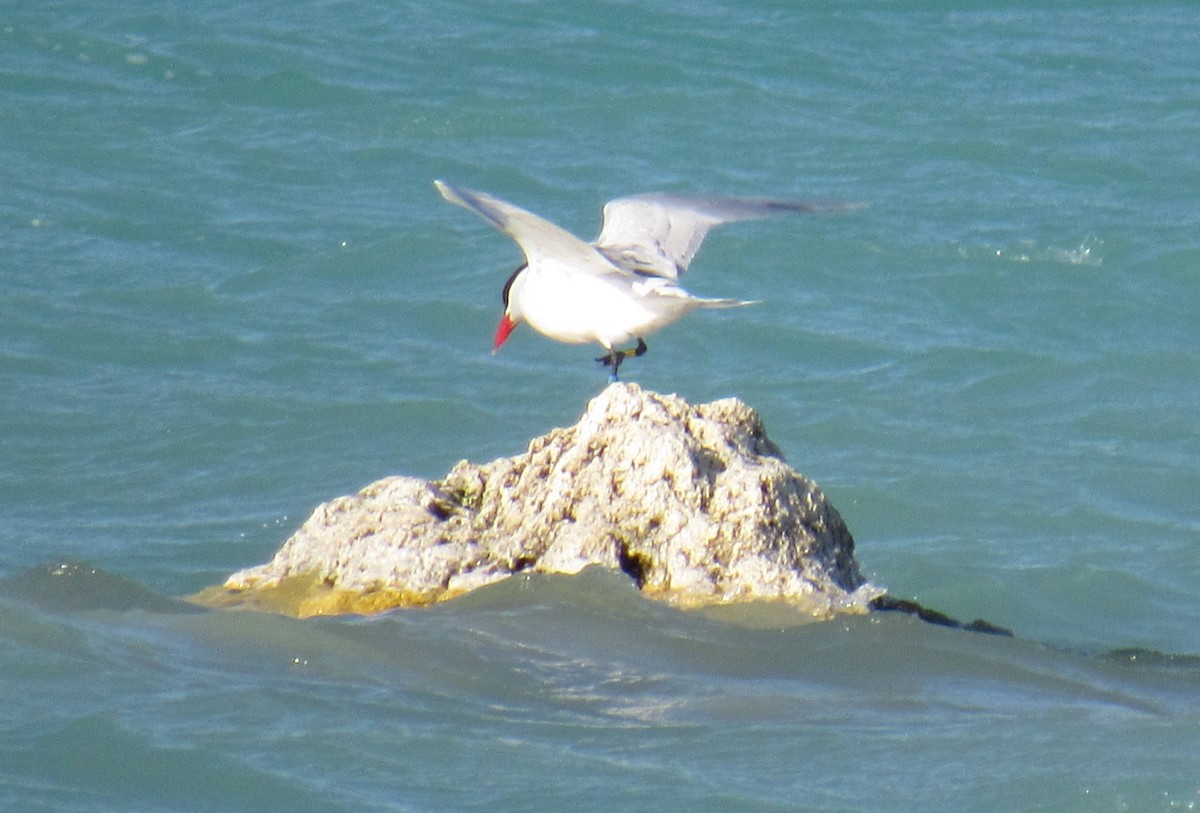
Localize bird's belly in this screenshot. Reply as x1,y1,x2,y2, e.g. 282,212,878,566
520,270,686,348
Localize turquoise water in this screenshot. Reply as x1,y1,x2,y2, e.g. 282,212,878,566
3,2,1199,810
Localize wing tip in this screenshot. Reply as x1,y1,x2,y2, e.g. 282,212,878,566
767,199,868,216
433,179,461,204
434,180,503,226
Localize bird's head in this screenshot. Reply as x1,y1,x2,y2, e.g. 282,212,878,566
493,264,526,353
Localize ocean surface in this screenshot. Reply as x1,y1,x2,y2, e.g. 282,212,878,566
3,1,1199,810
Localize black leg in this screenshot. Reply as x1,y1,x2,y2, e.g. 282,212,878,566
608,348,623,382
595,339,648,382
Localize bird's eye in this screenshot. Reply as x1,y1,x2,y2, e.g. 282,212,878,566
502,265,525,307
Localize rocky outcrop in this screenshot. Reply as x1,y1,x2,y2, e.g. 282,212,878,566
195,383,883,618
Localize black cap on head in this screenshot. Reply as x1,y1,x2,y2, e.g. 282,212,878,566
501,264,525,308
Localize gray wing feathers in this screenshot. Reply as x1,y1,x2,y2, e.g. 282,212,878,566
595,194,842,279
434,180,605,271
436,180,856,282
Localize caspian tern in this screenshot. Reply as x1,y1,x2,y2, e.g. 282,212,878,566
435,179,847,381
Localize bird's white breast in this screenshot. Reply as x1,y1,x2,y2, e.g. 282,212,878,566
515,259,697,349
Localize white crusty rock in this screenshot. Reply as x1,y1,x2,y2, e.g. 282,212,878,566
201,383,882,617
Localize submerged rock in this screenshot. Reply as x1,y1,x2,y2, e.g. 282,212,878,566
196,383,883,618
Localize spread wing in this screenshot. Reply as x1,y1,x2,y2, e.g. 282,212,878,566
595,194,852,280
434,180,615,275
